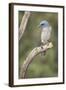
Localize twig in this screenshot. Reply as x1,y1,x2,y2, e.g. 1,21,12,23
20,42,53,78
19,11,31,40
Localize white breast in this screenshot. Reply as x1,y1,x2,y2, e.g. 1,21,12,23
41,26,52,44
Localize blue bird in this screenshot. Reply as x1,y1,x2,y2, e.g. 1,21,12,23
39,20,52,45
39,20,52,54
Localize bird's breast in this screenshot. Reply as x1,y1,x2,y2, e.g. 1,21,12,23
41,27,51,44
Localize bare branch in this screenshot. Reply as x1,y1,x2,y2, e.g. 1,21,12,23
20,42,53,78
19,11,31,40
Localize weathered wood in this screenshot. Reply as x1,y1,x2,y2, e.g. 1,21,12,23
20,42,53,78
19,11,31,40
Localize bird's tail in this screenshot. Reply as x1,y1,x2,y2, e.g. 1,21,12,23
41,50,46,56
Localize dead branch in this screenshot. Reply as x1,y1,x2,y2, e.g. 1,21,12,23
19,11,31,40
20,42,53,78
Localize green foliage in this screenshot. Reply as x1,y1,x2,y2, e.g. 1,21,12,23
19,11,58,78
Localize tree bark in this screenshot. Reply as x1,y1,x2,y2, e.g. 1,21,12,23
19,11,31,40
20,42,53,78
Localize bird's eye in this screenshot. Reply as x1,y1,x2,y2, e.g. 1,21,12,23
41,23,45,25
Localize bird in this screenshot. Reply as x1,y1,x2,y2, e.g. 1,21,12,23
39,20,52,55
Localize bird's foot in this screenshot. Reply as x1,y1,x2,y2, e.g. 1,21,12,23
41,46,43,49
44,50,46,55
47,40,51,46
41,50,46,56
47,42,49,46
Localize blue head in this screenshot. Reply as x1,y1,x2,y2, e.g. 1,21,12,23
39,20,49,29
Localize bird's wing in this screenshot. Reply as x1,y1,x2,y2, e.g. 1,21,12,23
41,26,52,44
49,26,52,32
46,26,52,40
41,28,48,44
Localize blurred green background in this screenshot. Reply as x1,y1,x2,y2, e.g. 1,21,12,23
19,11,58,78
